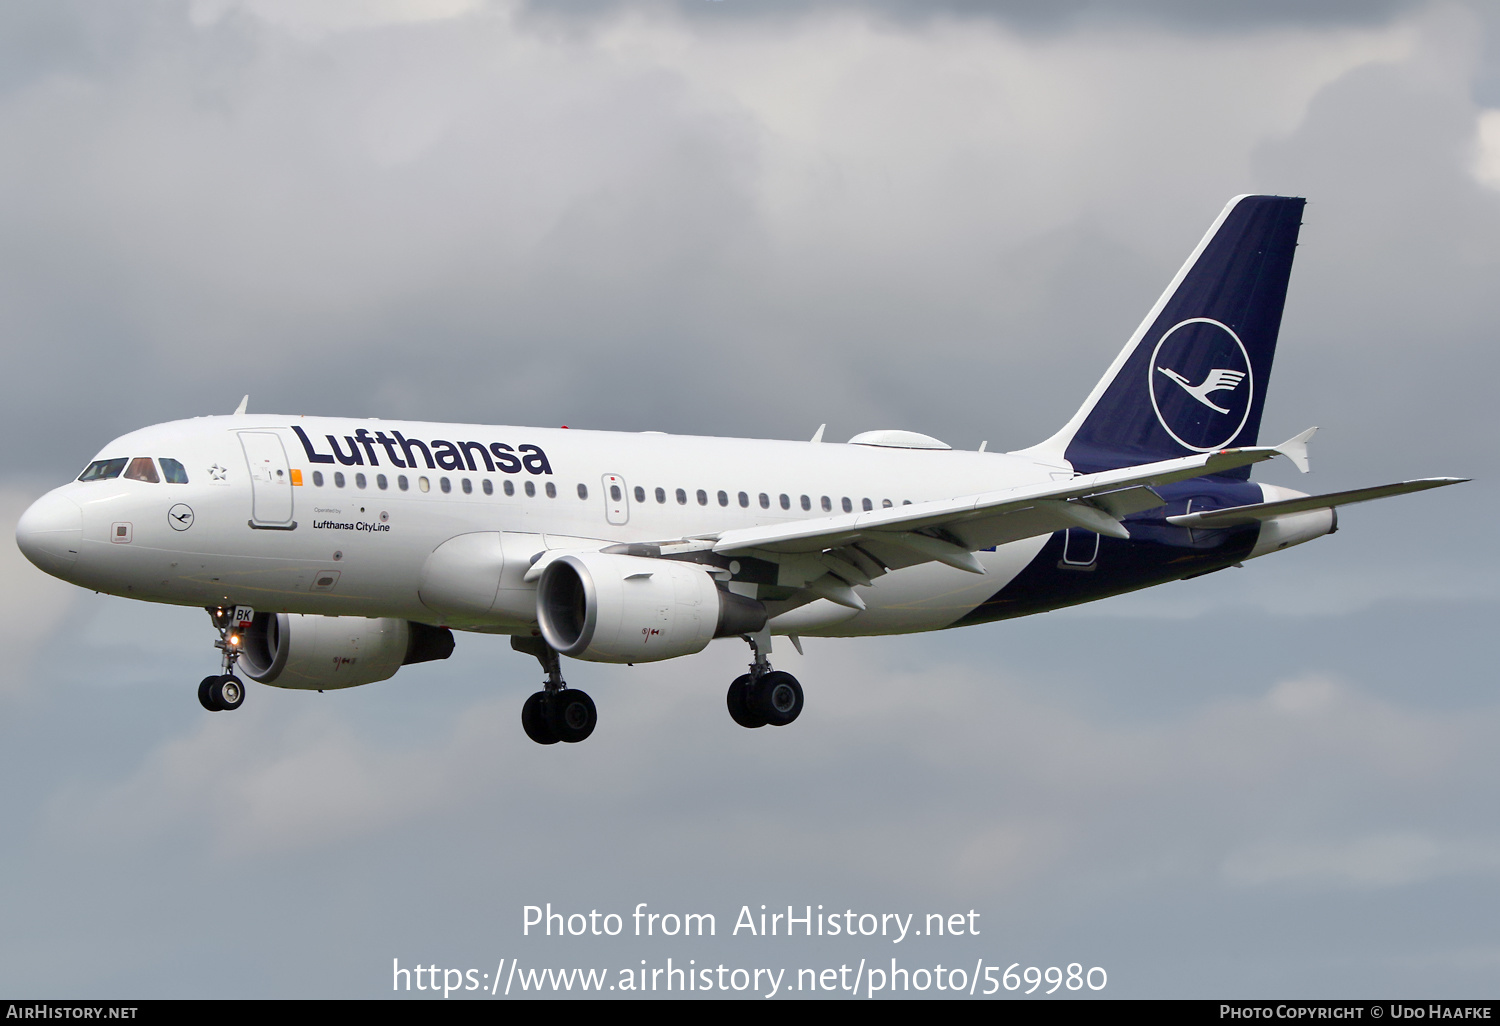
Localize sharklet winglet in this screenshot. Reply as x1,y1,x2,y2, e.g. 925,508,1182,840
1275,426,1317,474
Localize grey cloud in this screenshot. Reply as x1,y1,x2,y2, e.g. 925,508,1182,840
3,1,1495,477
516,0,1423,36
5,586,1500,994
2,0,1498,998
0,0,145,96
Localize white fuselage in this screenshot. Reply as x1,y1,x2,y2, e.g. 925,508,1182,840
25,415,1092,639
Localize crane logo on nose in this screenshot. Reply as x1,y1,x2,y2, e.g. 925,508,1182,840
168,504,195,531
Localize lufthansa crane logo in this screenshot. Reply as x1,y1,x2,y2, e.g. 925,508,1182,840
168,503,195,531
1148,317,1253,452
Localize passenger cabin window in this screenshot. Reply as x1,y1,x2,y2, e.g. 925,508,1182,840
503,480,514,496
578,483,589,500
462,478,473,494
545,482,557,498
483,479,493,495
159,458,189,484
696,489,708,506
335,472,346,488
123,457,159,483
634,486,645,502
79,458,128,482
312,471,325,487
356,473,367,489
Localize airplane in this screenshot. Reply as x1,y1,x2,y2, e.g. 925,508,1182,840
14,194,1466,746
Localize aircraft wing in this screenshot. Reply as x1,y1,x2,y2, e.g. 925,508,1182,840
679,437,1318,607
1165,477,1467,528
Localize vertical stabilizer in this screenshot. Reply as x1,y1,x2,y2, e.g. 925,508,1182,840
1018,195,1304,479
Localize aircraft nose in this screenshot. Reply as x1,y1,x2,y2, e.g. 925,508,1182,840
15,489,83,578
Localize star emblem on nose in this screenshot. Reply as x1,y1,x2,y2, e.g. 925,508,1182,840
209,464,228,481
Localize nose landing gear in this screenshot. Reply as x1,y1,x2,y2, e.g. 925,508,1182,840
727,632,803,729
512,636,597,744
199,606,249,712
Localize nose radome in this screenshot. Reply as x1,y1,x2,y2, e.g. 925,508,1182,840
15,489,83,578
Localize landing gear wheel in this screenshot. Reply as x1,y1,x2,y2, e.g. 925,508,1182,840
208,675,244,711
751,671,803,726
546,689,597,744
198,675,223,712
726,673,767,728
522,691,559,745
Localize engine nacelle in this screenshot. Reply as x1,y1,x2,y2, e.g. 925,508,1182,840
1247,484,1338,559
238,613,455,690
536,552,767,663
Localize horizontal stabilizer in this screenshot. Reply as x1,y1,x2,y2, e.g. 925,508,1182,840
1166,477,1467,527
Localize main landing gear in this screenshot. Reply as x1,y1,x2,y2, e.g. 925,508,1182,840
511,637,597,745
199,673,244,712
726,632,803,729
199,606,247,712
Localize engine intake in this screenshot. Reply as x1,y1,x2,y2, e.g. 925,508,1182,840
238,613,454,690
536,552,766,663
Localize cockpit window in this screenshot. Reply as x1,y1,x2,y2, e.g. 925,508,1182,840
159,458,189,484
78,458,128,482
123,457,160,483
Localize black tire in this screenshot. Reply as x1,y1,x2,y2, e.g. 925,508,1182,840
198,675,223,712
522,691,559,745
546,689,597,744
751,671,803,726
209,675,245,711
726,673,766,728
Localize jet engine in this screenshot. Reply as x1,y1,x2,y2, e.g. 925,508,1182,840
237,613,455,690
536,553,766,663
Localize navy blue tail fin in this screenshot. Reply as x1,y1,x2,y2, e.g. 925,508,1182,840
1024,195,1305,479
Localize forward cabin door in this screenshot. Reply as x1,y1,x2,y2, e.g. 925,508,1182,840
602,474,629,526
239,431,296,529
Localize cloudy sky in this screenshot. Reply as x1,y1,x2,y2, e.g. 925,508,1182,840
2,0,1498,999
